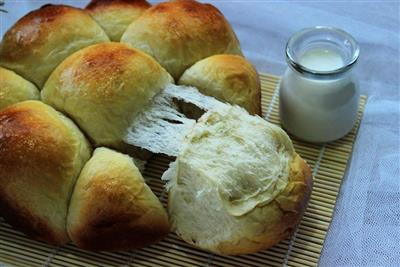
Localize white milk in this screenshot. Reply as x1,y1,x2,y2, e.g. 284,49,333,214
300,48,344,71
279,48,359,143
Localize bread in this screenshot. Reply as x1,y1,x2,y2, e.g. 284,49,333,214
67,147,169,251
178,55,261,116
0,67,40,110
163,106,312,255
0,4,109,88
0,1,313,255
121,0,242,80
0,101,92,245
86,0,151,41
41,42,173,149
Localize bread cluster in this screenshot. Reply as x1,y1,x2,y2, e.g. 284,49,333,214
0,0,312,255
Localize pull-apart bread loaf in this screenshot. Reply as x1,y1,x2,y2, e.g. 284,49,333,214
0,101,92,245
121,0,242,80
0,4,109,88
41,42,173,149
178,55,261,116
67,147,169,251
85,0,151,41
0,67,40,110
164,106,313,255
0,0,312,255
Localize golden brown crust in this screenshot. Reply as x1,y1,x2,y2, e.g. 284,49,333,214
254,72,262,115
85,0,151,41
1,5,71,60
0,101,92,245
86,0,151,10
70,43,138,90
67,148,169,251
1,5,92,60
121,0,242,79
178,55,261,116
0,195,65,245
0,67,40,111
0,4,109,87
41,42,173,149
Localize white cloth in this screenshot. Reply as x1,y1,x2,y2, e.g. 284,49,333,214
1,1,399,266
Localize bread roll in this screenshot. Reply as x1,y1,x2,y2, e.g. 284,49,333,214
0,4,109,88
163,106,312,255
86,0,151,41
121,0,242,80
67,147,169,251
0,67,40,110
41,42,173,149
0,101,92,245
178,55,261,116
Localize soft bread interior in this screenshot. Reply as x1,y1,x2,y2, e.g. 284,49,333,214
163,106,303,254
124,84,224,156
164,160,250,248
173,106,293,216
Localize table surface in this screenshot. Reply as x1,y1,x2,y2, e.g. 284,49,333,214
1,1,399,266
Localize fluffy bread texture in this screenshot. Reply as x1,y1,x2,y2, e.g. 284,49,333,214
178,55,261,116
41,42,173,149
67,147,169,251
121,0,242,80
164,106,312,255
86,0,151,41
125,84,225,157
0,4,109,88
0,67,40,110
0,101,92,245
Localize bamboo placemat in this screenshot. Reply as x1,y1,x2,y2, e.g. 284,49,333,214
0,73,367,267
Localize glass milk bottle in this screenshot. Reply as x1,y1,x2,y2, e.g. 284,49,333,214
279,26,360,143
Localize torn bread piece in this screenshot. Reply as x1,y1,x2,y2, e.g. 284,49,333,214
163,105,313,255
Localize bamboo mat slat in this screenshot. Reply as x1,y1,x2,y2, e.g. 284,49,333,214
0,73,367,267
